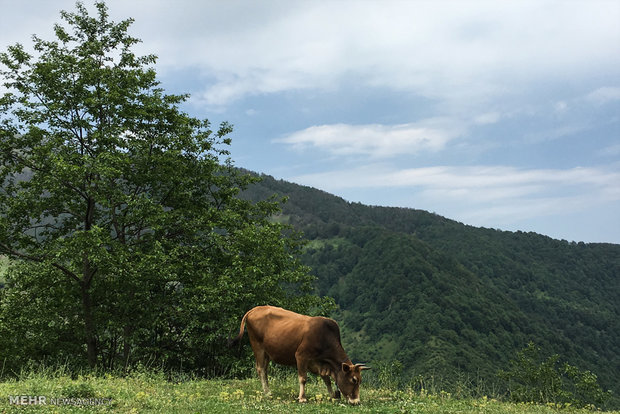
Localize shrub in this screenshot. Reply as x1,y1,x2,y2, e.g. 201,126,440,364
498,342,612,408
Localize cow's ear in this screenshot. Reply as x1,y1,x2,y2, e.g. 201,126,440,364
342,363,351,372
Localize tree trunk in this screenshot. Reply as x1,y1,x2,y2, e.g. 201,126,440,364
81,280,98,368
81,196,98,368
123,324,132,372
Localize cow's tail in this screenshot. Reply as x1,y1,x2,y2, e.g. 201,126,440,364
228,309,250,348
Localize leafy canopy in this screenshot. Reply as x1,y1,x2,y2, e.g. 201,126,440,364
0,1,328,371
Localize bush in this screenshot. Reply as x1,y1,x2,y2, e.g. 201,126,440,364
498,342,612,408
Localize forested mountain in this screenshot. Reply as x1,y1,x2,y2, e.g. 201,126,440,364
242,171,620,403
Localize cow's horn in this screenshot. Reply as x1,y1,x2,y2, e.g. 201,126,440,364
355,363,371,370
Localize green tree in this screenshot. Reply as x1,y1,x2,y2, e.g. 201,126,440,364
498,342,611,408
0,1,325,371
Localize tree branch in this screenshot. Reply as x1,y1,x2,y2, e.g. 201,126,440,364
0,242,80,283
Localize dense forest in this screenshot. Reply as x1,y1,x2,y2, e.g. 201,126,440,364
242,171,620,405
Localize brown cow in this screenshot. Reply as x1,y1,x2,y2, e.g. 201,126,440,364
230,305,369,404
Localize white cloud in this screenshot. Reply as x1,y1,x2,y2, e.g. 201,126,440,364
474,112,501,125
585,87,620,105
4,0,618,111
163,0,619,109
275,119,463,158
42,0,612,109
292,165,619,192
287,164,620,221
523,124,588,143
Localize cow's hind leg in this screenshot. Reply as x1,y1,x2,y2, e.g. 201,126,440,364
254,350,271,397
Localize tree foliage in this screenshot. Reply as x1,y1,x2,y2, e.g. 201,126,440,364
0,2,327,373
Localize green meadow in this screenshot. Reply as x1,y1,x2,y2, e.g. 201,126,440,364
1,370,616,413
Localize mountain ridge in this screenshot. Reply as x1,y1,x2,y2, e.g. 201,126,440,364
241,171,620,405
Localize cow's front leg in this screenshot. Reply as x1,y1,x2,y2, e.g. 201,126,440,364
296,360,308,403
321,375,340,399
297,372,307,402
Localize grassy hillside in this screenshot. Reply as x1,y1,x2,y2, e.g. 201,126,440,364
241,172,620,407
1,371,616,413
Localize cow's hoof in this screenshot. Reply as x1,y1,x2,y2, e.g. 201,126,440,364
334,390,341,399
298,397,307,403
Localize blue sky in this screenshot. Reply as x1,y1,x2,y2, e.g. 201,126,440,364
2,0,619,243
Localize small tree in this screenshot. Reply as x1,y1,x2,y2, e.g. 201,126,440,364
0,1,327,371
499,342,611,408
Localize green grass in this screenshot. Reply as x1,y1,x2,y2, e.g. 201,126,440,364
0,371,616,413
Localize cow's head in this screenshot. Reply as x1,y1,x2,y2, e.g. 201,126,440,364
336,363,370,404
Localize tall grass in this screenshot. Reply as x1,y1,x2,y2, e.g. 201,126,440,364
1,364,617,413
